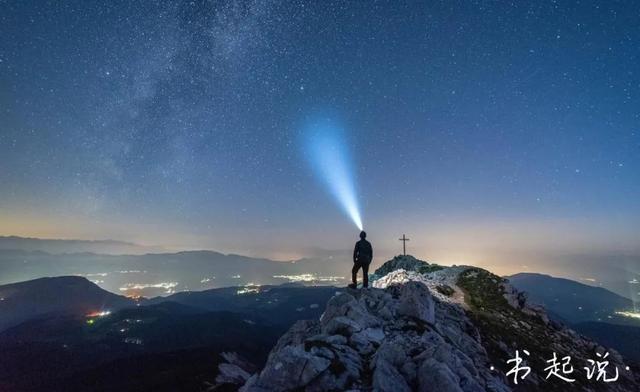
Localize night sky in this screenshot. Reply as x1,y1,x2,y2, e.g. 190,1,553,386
1,1,639,275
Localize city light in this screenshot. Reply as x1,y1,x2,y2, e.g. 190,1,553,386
615,311,640,320
273,274,345,283
237,283,261,295
86,310,111,318
119,282,178,294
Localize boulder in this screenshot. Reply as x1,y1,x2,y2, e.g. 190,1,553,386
418,358,463,392
254,345,330,390
372,358,412,392
394,281,435,324
323,315,363,336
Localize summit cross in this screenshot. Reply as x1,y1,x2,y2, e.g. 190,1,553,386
399,234,410,256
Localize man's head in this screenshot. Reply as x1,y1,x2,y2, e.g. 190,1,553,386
359,231,366,239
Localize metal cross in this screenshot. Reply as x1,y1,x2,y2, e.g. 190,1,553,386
399,234,410,256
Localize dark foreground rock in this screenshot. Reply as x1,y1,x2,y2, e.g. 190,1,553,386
219,256,640,392
241,281,509,391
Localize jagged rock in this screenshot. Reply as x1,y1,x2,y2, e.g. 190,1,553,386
256,345,330,390
437,284,455,296
349,327,385,356
323,315,363,336
240,256,640,392
349,331,374,355
375,337,409,366
306,333,347,346
320,292,380,330
418,358,463,392
330,343,363,384
216,363,251,385
501,281,549,324
209,352,257,390
392,280,435,324
351,327,384,346
272,319,321,352
372,358,412,392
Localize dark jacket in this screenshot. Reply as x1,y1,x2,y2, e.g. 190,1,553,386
353,239,373,264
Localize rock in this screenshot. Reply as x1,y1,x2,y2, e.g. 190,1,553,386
272,319,320,352
331,343,363,383
209,352,257,390
321,291,380,330
501,282,548,323
348,326,384,355
215,363,251,385
372,358,412,392
306,333,348,347
354,327,384,344
252,345,330,390
349,331,374,355
418,358,463,392
320,292,357,322
377,304,394,320
437,284,455,296
323,315,363,336
374,338,409,366
309,345,335,360
393,281,435,324
241,255,640,392
238,374,262,392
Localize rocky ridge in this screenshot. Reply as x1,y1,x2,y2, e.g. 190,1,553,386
215,256,639,391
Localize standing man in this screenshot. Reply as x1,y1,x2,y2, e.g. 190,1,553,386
349,231,373,289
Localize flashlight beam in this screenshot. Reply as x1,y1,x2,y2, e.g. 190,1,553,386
304,117,363,230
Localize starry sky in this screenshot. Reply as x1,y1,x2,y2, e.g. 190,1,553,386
1,1,639,275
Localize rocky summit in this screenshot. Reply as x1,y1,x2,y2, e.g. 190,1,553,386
216,256,639,391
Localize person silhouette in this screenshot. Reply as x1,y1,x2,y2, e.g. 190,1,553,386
349,231,373,289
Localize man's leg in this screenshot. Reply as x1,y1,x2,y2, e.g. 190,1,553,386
362,263,370,288
351,262,361,286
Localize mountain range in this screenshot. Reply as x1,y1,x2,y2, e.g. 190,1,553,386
0,276,337,391
0,236,166,255
0,238,349,296
0,252,639,391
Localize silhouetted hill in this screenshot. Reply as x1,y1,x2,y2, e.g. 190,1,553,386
0,276,134,332
0,281,338,391
571,321,640,363
507,272,636,325
0,302,281,391
150,285,337,326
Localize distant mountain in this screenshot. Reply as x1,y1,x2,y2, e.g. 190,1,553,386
506,272,636,325
0,235,165,255
0,276,134,332
2,261,640,391
0,249,349,295
0,302,281,392
571,321,640,362
151,284,338,326
0,282,336,391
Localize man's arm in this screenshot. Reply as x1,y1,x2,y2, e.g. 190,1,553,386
353,242,358,263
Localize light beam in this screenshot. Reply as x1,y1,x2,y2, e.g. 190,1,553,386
303,116,363,231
